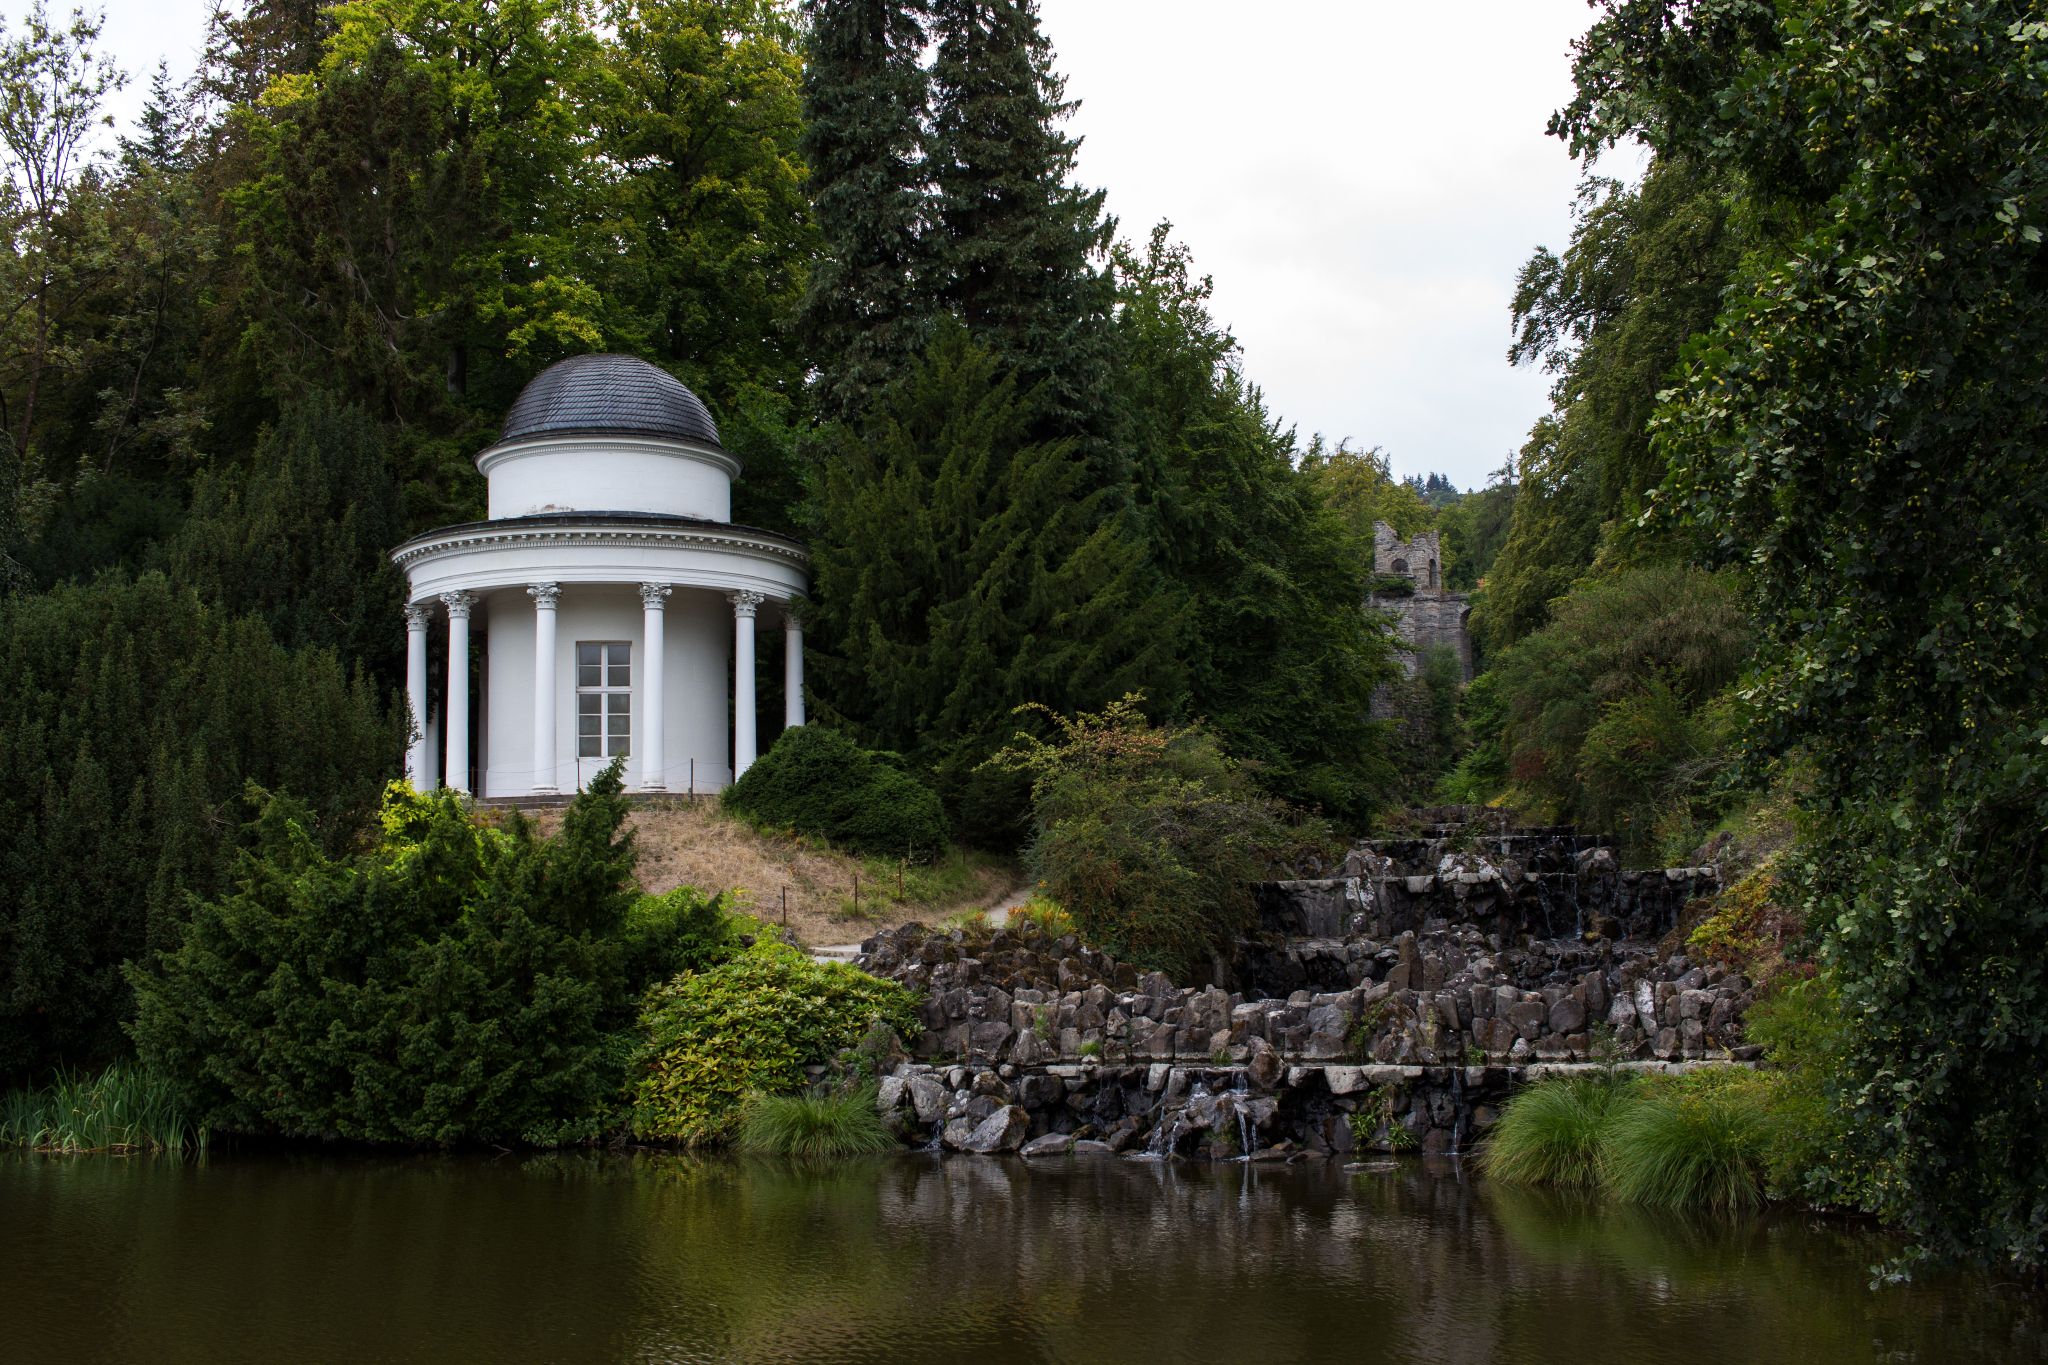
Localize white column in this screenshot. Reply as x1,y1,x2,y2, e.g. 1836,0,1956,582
441,591,476,795
405,602,433,788
528,583,560,794
639,583,671,791
782,603,805,729
730,590,764,780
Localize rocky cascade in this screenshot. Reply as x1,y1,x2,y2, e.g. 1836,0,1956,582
859,919,1754,1072
860,1057,1738,1160
854,812,1750,1159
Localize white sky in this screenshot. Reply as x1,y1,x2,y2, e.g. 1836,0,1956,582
13,0,1631,490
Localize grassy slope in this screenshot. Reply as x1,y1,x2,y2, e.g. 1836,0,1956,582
541,800,1021,948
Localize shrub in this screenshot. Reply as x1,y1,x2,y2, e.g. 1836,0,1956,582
1600,1072,1772,1213
736,1086,895,1158
628,942,919,1148
722,726,949,861
1480,1073,1632,1189
988,695,1327,982
622,886,748,988
129,767,642,1147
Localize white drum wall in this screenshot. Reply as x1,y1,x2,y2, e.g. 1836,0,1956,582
481,436,735,522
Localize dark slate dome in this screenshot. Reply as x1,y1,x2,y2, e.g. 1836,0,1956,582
500,354,721,448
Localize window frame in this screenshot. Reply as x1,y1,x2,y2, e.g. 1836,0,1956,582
575,640,632,761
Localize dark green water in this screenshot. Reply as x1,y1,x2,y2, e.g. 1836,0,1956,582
3,1150,2039,1363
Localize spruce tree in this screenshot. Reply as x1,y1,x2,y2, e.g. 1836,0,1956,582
796,0,931,423
924,0,1119,479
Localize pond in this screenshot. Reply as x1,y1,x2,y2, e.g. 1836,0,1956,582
4,1150,2038,1363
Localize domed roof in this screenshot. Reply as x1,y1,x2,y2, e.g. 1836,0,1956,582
500,354,721,448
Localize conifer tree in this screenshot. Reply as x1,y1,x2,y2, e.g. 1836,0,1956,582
807,322,1185,842
796,0,931,423
162,392,405,679
924,0,1119,479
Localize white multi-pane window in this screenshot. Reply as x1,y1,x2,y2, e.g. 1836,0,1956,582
576,642,631,758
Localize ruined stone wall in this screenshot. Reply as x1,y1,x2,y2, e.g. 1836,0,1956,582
1370,521,1472,681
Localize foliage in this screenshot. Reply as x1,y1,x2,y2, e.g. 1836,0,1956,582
628,941,918,1148
0,573,396,1081
805,322,1185,844
129,769,644,1146
989,694,1326,982
1480,1072,1631,1189
736,1084,895,1158
1299,440,1433,541
1485,1069,1770,1212
622,885,750,987
1480,157,1743,652
723,724,950,861
1560,0,2048,1272
796,0,931,424
1686,856,1801,986
924,0,1117,476
1599,1070,1772,1213
1110,225,1398,821
160,391,405,670
1007,895,1075,939
0,1061,206,1154
1483,562,1746,845
1439,669,1509,806
1437,477,1516,593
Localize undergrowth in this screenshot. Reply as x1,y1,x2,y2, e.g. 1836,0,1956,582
0,1064,208,1154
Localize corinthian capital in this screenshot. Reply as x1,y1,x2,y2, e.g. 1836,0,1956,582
528,582,561,609
440,591,477,620
404,602,434,631
639,582,673,610
728,590,765,619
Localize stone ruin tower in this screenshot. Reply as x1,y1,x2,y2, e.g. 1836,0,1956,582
1371,522,1473,681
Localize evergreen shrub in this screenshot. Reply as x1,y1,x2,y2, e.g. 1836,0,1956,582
722,725,949,860
627,942,919,1148
129,768,649,1146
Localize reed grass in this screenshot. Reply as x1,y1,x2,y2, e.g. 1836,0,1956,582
1479,1073,1632,1188
1600,1074,1771,1213
735,1087,895,1158
0,1063,207,1154
1481,1069,1774,1213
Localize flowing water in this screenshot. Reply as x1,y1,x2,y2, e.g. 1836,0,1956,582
4,1150,2039,1363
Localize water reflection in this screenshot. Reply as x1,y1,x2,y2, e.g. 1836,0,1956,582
3,1151,2037,1363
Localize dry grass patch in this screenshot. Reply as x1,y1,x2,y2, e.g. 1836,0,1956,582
532,799,1018,948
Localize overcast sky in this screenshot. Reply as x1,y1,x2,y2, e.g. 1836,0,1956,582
12,0,1627,490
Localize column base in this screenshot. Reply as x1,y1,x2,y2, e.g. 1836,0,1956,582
529,785,559,796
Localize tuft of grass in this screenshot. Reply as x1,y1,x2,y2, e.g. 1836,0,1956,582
1600,1074,1770,1213
735,1087,897,1159
0,1063,207,1155
1479,1073,1632,1189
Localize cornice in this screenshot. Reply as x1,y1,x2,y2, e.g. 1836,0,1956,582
391,517,810,572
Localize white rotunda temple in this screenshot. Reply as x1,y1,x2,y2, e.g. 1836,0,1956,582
392,354,808,798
